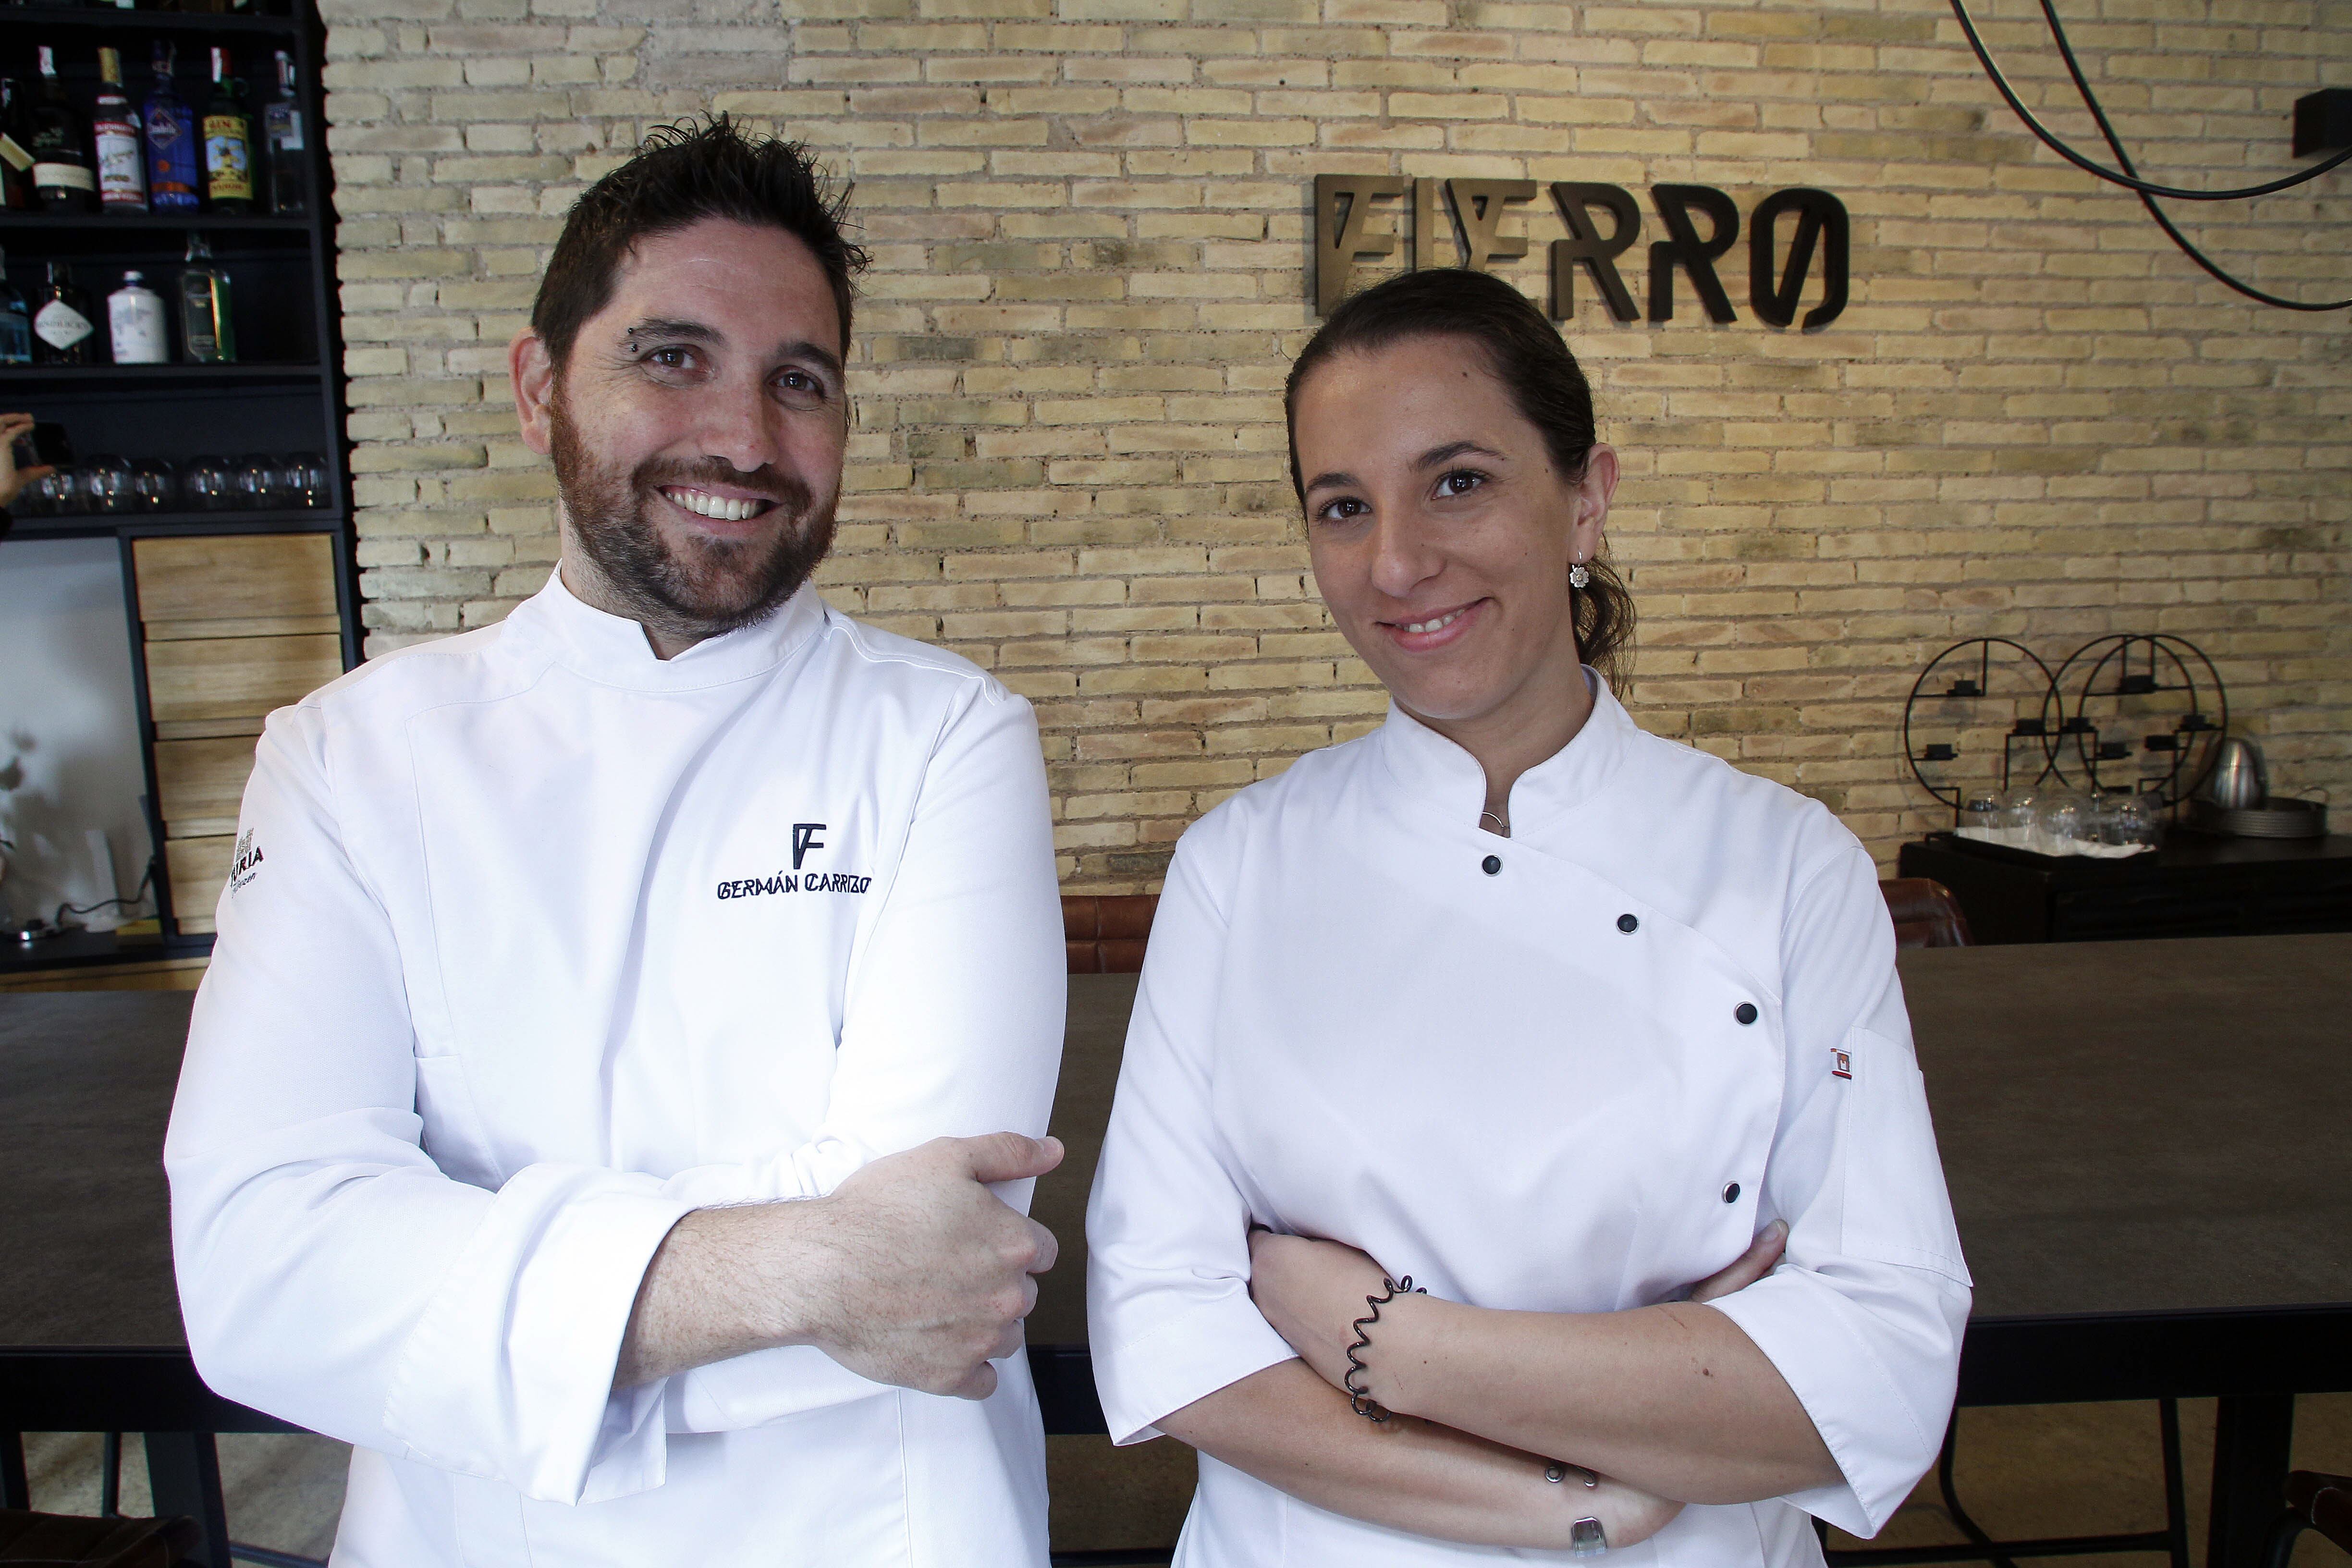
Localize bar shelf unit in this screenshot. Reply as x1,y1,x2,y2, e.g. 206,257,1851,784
0,0,352,973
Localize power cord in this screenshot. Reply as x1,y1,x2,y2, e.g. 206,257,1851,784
51,862,156,931
2021,0,2351,311
1949,0,2350,310
1947,0,2352,201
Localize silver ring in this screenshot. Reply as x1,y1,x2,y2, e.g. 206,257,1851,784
1544,1463,1599,1488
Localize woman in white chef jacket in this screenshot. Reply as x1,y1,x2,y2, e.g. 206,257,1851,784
1085,268,1972,1568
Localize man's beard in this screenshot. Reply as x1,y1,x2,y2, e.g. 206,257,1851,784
548,394,838,645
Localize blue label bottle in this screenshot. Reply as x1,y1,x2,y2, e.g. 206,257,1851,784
143,42,199,213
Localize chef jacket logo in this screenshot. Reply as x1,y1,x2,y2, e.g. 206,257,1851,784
717,822,872,901
1831,1048,1853,1080
228,829,264,894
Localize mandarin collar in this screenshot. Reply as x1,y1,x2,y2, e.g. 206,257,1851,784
1373,668,1634,831
503,564,828,691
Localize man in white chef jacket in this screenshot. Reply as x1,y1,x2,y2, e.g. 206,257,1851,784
165,120,1067,1567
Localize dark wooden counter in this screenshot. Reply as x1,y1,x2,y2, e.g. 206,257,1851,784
0,992,282,1566
1899,830,2352,944
1037,936,2352,1336
1,993,191,1351
1901,933,2352,1325
8,935,2349,1567
1028,937,2352,1568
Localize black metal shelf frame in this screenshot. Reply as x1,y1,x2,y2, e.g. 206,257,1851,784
0,363,325,387
1904,635,2232,826
0,11,301,40
9,508,342,539
0,213,310,233
0,0,355,950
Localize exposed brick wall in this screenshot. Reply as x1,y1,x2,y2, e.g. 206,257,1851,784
322,0,2350,886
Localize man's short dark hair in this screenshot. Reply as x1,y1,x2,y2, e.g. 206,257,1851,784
531,117,869,367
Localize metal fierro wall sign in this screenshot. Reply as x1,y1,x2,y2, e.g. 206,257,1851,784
1313,176,1850,331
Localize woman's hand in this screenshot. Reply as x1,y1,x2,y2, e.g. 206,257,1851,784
0,413,54,510
1690,1219,1788,1303
1161,1358,1690,1553
1247,1228,1391,1394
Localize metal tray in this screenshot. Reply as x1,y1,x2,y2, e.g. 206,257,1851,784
2181,796,2328,839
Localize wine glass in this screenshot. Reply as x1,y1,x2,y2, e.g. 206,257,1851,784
283,451,329,509
82,454,134,514
1999,788,2036,836
2104,791,2158,848
129,459,178,513
2033,790,2085,849
33,467,84,515
233,453,280,511
182,455,233,511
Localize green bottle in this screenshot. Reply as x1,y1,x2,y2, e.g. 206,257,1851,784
178,233,236,364
201,47,256,216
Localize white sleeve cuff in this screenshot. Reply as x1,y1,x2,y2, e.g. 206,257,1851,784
1708,1263,1969,1538
1090,1283,1298,1447
381,1163,695,1505
669,1346,892,1433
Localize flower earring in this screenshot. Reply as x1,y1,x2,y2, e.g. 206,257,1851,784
1569,559,1591,590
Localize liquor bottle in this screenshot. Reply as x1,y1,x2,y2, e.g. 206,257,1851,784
29,48,98,215
0,251,32,368
143,43,200,213
178,234,236,363
200,47,254,215
0,81,32,212
93,47,147,213
108,271,168,364
33,261,98,366
259,50,307,216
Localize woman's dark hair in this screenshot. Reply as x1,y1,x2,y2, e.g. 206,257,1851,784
1284,268,1635,692
531,117,869,368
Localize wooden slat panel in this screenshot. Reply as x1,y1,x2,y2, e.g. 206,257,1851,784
0,957,209,994
155,736,260,833
132,534,338,624
144,635,342,723
154,716,266,742
166,834,236,934
146,614,344,642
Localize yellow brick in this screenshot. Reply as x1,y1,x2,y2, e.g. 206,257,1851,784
320,2,2352,889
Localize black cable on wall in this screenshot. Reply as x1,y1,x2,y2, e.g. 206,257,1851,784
1948,0,2351,311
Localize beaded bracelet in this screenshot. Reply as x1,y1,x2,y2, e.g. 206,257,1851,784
1343,1274,1425,1421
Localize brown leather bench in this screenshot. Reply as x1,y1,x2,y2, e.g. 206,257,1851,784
2269,1471,2352,1568
1062,895,1158,975
1063,879,1970,974
1881,877,1973,950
